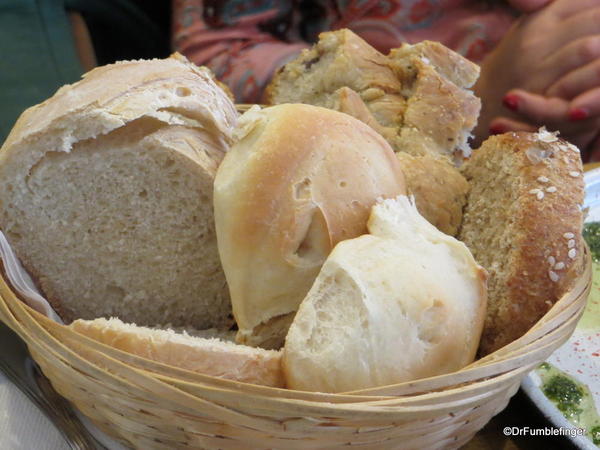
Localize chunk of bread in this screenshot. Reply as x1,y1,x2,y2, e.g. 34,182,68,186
0,54,237,329
283,196,487,393
264,30,475,235
214,104,407,349
459,131,585,355
264,29,480,160
396,151,470,237
71,318,284,388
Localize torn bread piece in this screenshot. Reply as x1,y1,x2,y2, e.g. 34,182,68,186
265,29,480,161
283,196,487,393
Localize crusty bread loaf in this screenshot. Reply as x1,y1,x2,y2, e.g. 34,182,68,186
264,29,480,160
459,130,585,355
214,104,407,349
0,54,237,329
71,318,284,388
283,196,487,393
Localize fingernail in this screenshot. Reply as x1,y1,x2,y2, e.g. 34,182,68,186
489,124,506,135
502,94,520,111
569,108,589,121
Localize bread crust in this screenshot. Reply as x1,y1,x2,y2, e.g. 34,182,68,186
459,131,585,354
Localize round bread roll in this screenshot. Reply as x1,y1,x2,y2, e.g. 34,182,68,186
283,196,488,393
214,104,407,349
0,54,237,329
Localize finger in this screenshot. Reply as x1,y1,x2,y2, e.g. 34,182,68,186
548,7,600,50
548,0,600,20
546,58,600,99
569,86,600,119
506,0,552,12
501,89,570,124
541,36,600,84
489,116,537,135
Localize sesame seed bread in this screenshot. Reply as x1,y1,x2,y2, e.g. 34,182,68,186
0,54,238,330
214,104,407,349
283,196,487,393
71,318,284,388
458,131,585,355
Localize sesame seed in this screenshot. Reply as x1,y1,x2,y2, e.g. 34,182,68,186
548,256,556,266
546,186,557,193
568,249,577,259
569,171,580,177
554,262,565,270
537,191,545,200
537,176,549,183
563,156,570,164
537,127,559,143
529,188,541,194
563,232,575,239
568,239,575,248
549,270,559,282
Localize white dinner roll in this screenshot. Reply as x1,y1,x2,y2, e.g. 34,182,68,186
214,104,407,349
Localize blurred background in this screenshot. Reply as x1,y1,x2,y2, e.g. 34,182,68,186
0,0,171,144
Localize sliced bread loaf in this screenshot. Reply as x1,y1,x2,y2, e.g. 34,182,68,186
0,54,237,329
71,318,284,387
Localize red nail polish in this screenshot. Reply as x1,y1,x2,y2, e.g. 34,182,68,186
569,108,589,121
503,94,520,111
489,124,506,135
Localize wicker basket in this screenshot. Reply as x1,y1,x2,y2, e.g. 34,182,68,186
0,247,591,450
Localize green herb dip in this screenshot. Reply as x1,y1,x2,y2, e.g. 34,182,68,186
579,222,600,330
536,362,600,445
583,222,600,263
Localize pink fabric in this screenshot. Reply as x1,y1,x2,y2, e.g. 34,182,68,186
172,0,517,103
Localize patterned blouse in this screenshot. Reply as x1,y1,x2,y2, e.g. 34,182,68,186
172,0,517,103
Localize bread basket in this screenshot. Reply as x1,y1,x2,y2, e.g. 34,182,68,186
0,241,591,449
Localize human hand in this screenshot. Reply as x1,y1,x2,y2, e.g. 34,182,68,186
506,0,552,13
488,89,600,160
473,0,600,144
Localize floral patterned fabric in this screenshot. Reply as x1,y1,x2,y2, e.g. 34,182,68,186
172,0,517,102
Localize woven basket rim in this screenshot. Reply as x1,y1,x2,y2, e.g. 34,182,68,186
0,244,591,403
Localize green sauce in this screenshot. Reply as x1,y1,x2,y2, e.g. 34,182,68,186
578,263,600,329
583,222,600,263
579,223,600,330
536,362,600,445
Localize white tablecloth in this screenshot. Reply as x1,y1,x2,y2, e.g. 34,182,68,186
0,371,67,450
